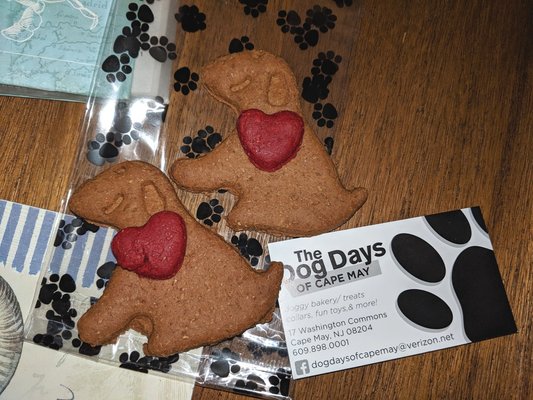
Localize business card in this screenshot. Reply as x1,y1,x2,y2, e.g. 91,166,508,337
268,207,517,379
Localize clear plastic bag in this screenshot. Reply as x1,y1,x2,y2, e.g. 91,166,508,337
24,1,362,398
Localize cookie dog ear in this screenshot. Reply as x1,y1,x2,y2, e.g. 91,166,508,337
141,182,166,216
267,73,290,107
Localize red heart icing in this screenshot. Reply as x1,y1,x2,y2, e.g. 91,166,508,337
111,211,187,280
237,109,304,172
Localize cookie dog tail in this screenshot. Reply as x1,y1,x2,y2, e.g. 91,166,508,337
255,261,284,324
350,186,369,211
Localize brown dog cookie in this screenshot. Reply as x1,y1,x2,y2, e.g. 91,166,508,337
69,161,283,356
170,50,367,237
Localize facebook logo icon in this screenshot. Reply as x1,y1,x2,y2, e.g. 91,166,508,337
295,359,310,376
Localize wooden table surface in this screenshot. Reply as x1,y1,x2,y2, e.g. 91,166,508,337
0,0,531,399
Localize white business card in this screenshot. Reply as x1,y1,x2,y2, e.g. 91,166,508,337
268,207,516,379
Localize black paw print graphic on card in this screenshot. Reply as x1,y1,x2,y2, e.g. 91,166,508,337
391,208,516,341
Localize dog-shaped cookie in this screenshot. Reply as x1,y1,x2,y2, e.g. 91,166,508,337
171,50,367,237
69,161,283,356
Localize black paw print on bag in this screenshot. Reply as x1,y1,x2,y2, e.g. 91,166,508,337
174,67,199,95
313,103,338,128
33,274,101,356
180,125,222,158
102,3,154,82
140,35,177,62
196,199,224,226
209,347,242,378
246,341,289,360
102,53,133,83
239,0,268,18
302,51,343,130
231,233,263,267
266,368,291,396
234,368,291,397
277,6,337,50
95,262,117,289
312,50,342,76
229,36,254,53
209,347,291,397
87,105,142,166
276,10,301,33
302,51,342,104
119,350,180,373
175,5,206,32
102,2,177,82
54,218,99,250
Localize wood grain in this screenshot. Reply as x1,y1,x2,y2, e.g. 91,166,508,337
0,0,531,399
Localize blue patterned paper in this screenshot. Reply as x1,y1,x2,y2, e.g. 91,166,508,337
0,0,132,98
0,200,116,288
